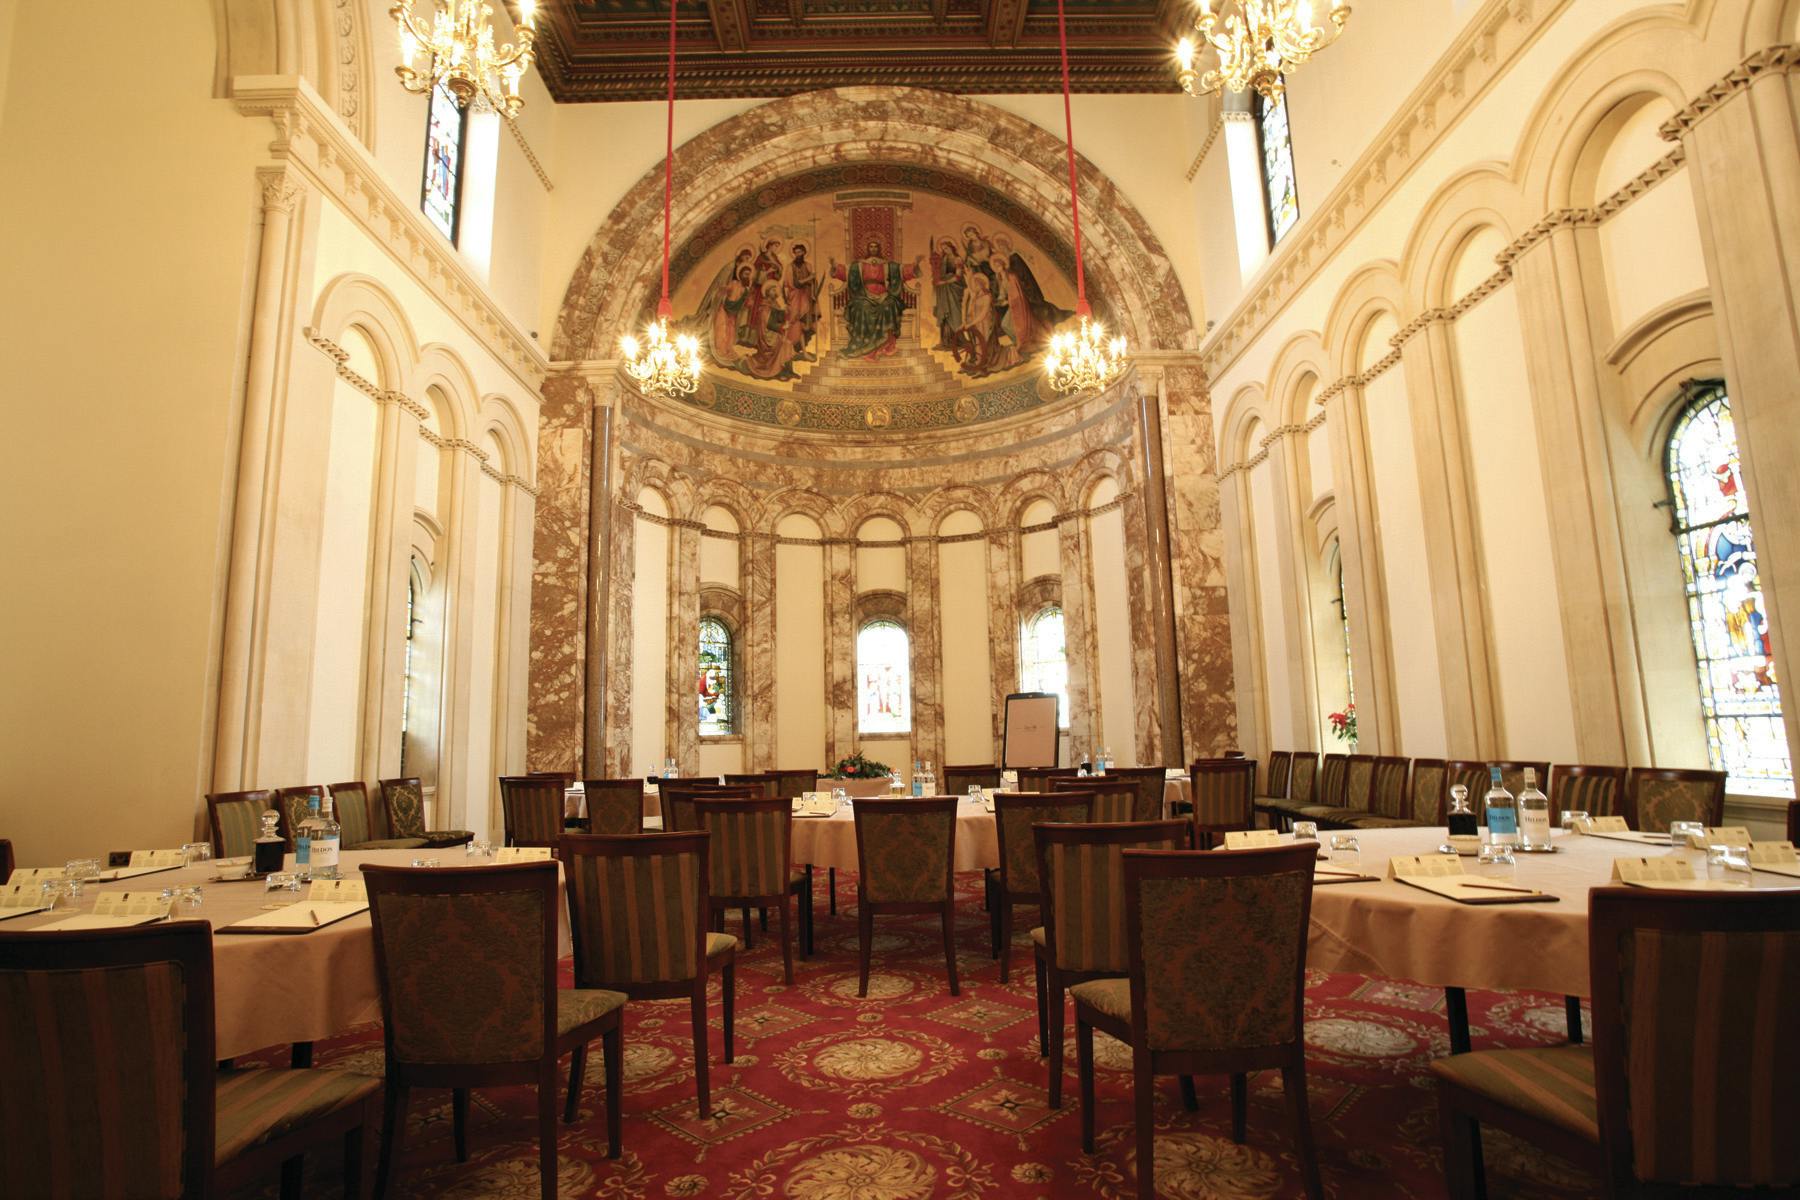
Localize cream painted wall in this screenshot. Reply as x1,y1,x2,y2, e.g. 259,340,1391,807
1020,499,1059,582
774,513,827,771
1248,458,1297,749
1593,103,1710,337
630,492,671,775
462,454,505,840
856,516,906,595
700,505,739,588
1087,479,1138,768
698,742,743,777
937,510,993,766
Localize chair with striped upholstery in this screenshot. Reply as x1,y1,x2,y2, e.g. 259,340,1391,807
1298,754,1374,826
660,783,759,835
1074,845,1324,1200
1626,766,1727,833
579,778,647,836
1488,760,1551,800
1549,764,1627,824
206,788,276,859
1347,757,1418,829
1289,753,1318,805
989,791,1095,982
1033,819,1192,1108
944,763,1002,795
1405,759,1449,826
0,921,381,1199
1016,766,1081,792
693,796,811,981
853,797,961,997
275,785,326,852
768,768,820,800
559,832,736,1117
1049,775,1142,823
1259,751,1316,830
1187,758,1258,848
328,782,427,850
1433,886,1800,1198
723,773,779,799
1252,750,1296,826
365,861,625,1196
377,777,475,848
499,776,567,848
1315,754,1349,810
1103,766,1172,820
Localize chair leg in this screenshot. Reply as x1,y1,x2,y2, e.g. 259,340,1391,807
690,989,711,1118
603,1024,624,1160
537,1073,557,1200
1229,1073,1247,1141
1133,1048,1156,1200
989,875,1001,958
279,1155,302,1200
857,906,873,997
1077,1015,1096,1153
942,901,960,996
741,905,754,950
998,897,1013,983
759,905,768,930
1180,1074,1199,1112
1282,1064,1324,1200
828,867,837,915
451,1087,472,1161
1444,986,1472,1054
346,1098,374,1200
723,959,737,1063
376,1079,408,1198
1565,995,1584,1044
290,1041,313,1068
777,896,795,984
564,1043,587,1123
1033,955,1049,1059
1438,1085,1486,1200
1047,973,1067,1108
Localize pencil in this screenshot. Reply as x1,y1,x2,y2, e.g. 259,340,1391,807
309,908,320,925
1458,881,1540,894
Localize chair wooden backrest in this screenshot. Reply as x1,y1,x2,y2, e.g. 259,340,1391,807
580,778,646,836
1408,759,1449,825
1369,756,1410,818
693,796,793,902
767,769,818,801
1588,886,1800,1192
1551,764,1627,822
1343,754,1376,813
0,921,215,1197
1489,760,1550,799
0,838,11,884
206,788,276,858
1188,758,1258,840
327,781,375,848
1049,776,1145,823
661,784,759,834
658,776,722,790
994,791,1094,898
1317,754,1348,807
1035,820,1191,975
1445,760,1489,807
497,776,565,848
943,763,1002,794
1789,799,1800,845
1015,766,1081,793
378,777,431,839
1262,751,1293,799
364,862,557,1072
723,773,778,799
1123,844,1316,1053
560,833,711,991
275,785,326,851
1626,766,1726,832
1288,753,1318,805
1099,767,1169,822
852,797,958,905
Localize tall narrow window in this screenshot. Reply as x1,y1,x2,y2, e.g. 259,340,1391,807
400,571,418,774
422,82,467,243
1019,605,1070,729
1665,383,1791,796
857,619,911,734
698,617,735,736
1334,549,1355,712
1254,85,1299,245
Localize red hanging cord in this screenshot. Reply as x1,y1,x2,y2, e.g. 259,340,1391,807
1056,0,1090,319
658,0,677,319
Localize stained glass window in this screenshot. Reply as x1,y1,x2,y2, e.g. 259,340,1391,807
1334,547,1355,712
1665,384,1791,796
400,570,417,775
698,617,735,736
422,82,467,243
1254,86,1299,246
857,619,911,734
1020,606,1070,730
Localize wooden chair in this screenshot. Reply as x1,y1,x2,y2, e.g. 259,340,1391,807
657,775,723,791
1016,766,1081,792
1257,751,1313,830
944,763,1002,794
1346,756,1417,828
1261,750,1293,798
375,777,475,848
694,796,811,979
1316,753,1349,809
1075,844,1324,1200
1034,819,1192,1108
723,772,779,798
767,768,820,800
1550,763,1628,823
852,797,960,997
1049,775,1144,822
1789,798,1800,844
1187,758,1258,848
1433,885,1800,1199
1489,760,1551,799
0,837,10,884
559,832,737,1116
579,778,647,836
1289,752,1319,806
527,770,576,781
988,791,1095,981
1626,766,1727,832
274,785,326,852
0,921,381,1200
1406,759,1450,826
1098,766,1171,821
364,862,625,1197
205,788,276,858
499,775,567,848
1445,760,1490,808
327,781,427,850
660,783,760,834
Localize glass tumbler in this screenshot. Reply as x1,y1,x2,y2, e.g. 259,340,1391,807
1292,821,1319,842
1328,834,1361,868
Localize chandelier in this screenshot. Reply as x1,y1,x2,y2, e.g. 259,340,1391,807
1043,0,1128,396
391,1,540,117
620,0,703,398
1175,0,1351,102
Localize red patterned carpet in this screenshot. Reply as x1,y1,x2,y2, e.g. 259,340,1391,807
234,871,1601,1198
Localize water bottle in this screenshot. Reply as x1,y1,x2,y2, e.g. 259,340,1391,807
911,760,924,798
1483,766,1519,848
295,797,316,872
1517,768,1551,850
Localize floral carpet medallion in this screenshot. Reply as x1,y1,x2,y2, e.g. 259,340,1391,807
227,870,1602,1199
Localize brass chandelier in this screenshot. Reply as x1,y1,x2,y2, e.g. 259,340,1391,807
391,1,540,117
1176,0,1351,102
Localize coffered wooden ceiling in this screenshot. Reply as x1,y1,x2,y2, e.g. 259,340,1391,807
530,0,1187,101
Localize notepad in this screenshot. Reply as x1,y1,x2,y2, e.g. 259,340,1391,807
1387,854,1557,904
0,881,52,919
309,878,368,903
218,900,369,934
1607,856,1742,890
94,851,187,882
35,891,174,930
494,847,552,863
1689,826,1753,849
1748,842,1800,878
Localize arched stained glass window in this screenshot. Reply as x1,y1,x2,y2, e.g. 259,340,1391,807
698,617,735,736
422,81,467,243
857,619,911,734
1332,543,1355,715
1254,85,1299,246
1020,605,1070,729
1665,383,1791,796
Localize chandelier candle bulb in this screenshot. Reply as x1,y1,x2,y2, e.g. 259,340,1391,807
390,1,539,118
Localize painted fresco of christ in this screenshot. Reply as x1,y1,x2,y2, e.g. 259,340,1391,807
829,239,922,359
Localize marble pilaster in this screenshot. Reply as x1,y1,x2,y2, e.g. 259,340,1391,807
1059,516,1098,757
1120,475,1164,767
743,532,778,771
825,540,856,766
525,372,594,772
907,540,946,775
603,498,637,777
667,522,702,773
583,394,615,777
985,530,1021,761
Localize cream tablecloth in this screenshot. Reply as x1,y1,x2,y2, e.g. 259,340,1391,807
790,795,999,872
6,848,570,1059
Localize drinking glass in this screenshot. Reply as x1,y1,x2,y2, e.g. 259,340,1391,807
831,787,847,810
464,838,493,858
1477,843,1517,881
1292,821,1319,842
410,857,442,868
1669,820,1706,847
39,878,72,910
64,859,100,897
265,872,301,893
1559,810,1589,834
967,784,982,804
1705,844,1752,886
1328,834,1361,868
161,885,203,913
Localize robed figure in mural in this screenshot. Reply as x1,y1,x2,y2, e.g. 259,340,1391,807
829,240,922,360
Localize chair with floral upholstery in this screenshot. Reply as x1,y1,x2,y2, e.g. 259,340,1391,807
1625,766,1726,832
852,797,961,997
559,831,736,1116
693,795,812,980
499,776,567,849
0,921,382,1199
377,777,476,848
327,782,427,850
1016,766,1082,792
944,763,1002,795
1550,764,1627,823
1187,758,1258,848
1445,760,1490,808
1050,775,1140,823
364,861,625,1197
1074,844,1324,1200
205,788,277,858
1034,819,1192,1108
578,778,646,836
989,791,1095,981
274,785,326,852
1432,885,1800,1199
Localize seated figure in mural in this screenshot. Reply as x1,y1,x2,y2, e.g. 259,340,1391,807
829,239,922,360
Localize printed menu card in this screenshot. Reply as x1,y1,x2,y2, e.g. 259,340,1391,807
36,891,174,930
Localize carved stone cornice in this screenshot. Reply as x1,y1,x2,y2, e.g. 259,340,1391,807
615,492,1134,544
234,75,547,390
1660,44,1800,141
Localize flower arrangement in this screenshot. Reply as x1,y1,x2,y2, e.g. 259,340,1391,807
1327,703,1357,745
828,751,893,780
